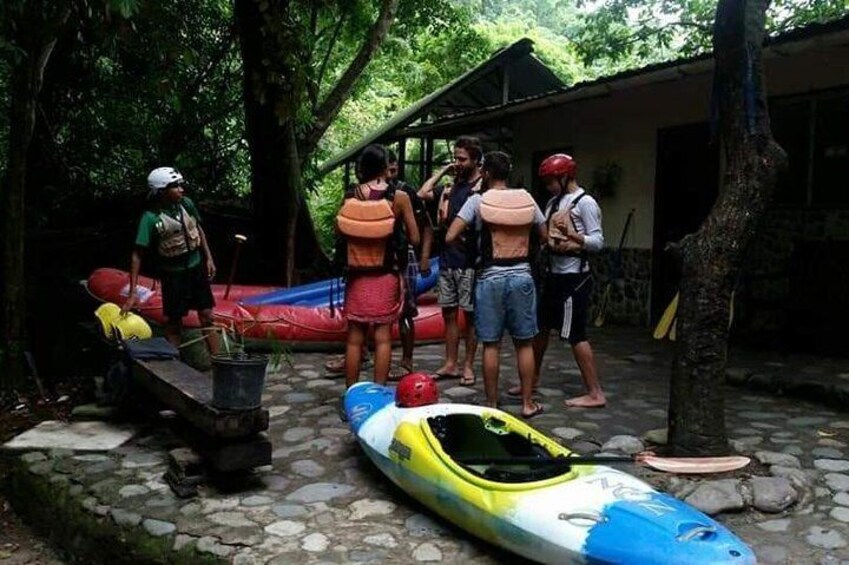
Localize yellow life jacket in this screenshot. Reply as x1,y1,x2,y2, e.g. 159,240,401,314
479,189,536,266
155,204,200,258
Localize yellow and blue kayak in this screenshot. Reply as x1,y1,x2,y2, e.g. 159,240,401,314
345,382,755,565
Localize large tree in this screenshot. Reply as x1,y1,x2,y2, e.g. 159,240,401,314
667,0,787,455
234,0,400,284
0,0,72,401
572,0,833,455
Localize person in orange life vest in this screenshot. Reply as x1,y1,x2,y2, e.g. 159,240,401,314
339,145,419,388
386,150,434,377
528,153,606,408
445,151,548,418
417,136,482,385
122,167,219,355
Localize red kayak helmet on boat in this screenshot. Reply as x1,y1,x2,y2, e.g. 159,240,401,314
396,373,439,408
538,153,577,179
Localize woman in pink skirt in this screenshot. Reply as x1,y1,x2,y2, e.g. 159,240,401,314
339,145,419,388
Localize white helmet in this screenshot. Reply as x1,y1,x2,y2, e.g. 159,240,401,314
147,167,184,194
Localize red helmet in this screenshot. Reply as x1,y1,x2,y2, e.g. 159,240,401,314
395,373,439,408
538,153,577,179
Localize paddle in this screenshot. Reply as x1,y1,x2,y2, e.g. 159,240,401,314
456,452,751,475
652,292,679,339
595,208,635,327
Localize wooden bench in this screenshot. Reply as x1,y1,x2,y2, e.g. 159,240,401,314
130,357,271,478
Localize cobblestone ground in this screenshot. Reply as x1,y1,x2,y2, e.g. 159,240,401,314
7,328,849,564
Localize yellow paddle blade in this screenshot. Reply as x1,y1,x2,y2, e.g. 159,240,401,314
653,292,679,339
669,318,677,341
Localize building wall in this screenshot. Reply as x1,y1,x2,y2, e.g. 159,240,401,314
508,39,849,328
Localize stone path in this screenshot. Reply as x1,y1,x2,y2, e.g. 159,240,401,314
5,328,849,564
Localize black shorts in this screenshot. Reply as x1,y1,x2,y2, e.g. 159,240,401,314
160,264,215,321
538,273,592,345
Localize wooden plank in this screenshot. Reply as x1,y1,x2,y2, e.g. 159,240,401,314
132,358,268,439
206,436,272,473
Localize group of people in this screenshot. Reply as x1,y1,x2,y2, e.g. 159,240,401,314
119,136,607,419
336,136,606,418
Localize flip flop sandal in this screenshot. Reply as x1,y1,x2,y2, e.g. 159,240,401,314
432,371,460,380
388,364,413,381
521,402,545,420
325,356,372,375
459,374,476,387
507,384,539,397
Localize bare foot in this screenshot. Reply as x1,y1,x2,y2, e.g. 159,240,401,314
564,394,606,408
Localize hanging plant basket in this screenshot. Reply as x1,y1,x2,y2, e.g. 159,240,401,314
592,162,623,199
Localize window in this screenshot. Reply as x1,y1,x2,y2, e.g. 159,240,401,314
812,94,849,207
770,89,849,208
770,99,810,206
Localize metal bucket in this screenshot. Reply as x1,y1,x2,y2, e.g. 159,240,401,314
211,353,269,410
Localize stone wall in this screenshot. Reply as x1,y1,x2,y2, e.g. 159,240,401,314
587,248,652,327
735,207,849,350
536,206,849,342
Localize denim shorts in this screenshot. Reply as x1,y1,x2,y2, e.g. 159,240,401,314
474,272,538,343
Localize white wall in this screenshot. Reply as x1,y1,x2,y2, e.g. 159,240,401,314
509,40,849,250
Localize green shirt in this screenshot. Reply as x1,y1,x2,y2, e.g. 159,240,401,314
135,196,202,272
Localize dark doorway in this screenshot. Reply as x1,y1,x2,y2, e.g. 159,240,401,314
651,123,720,322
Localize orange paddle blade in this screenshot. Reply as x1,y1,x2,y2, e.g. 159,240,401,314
640,454,750,474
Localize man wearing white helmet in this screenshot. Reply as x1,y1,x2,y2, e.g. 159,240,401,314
122,167,219,356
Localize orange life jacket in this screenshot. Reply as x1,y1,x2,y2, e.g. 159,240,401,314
479,189,536,266
547,192,589,269
336,186,397,272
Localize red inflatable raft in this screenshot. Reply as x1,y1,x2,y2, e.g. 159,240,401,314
85,268,457,348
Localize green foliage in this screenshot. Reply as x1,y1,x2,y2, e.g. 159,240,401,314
2,0,846,254
13,0,248,228
575,0,849,67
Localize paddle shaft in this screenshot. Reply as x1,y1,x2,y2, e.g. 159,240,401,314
595,209,635,326
457,455,636,466
223,234,247,300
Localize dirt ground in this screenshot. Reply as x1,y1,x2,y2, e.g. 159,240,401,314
0,405,66,565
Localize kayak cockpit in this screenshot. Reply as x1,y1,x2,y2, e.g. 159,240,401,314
426,413,574,484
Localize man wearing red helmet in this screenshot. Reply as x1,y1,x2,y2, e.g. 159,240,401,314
530,153,606,408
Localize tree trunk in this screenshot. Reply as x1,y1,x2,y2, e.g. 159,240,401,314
667,0,787,456
234,0,325,285
1,2,71,401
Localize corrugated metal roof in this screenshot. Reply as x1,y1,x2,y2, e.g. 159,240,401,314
319,38,564,173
